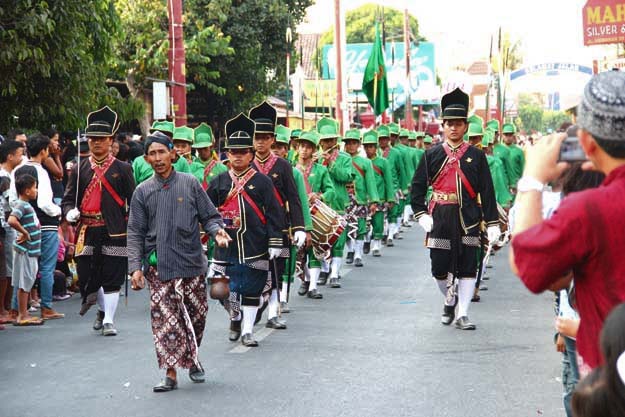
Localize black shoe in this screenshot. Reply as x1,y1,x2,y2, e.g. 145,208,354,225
318,272,328,286
93,310,104,331
482,276,490,281
386,238,394,247
102,323,117,336
480,285,488,291
79,292,98,316
255,300,268,325
189,362,205,383
266,317,287,329
396,233,403,240
372,248,381,257
241,333,258,347
345,252,354,264
363,242,371,254
229,320,241,342
280,301,290,314
307,289,323,299
298,281,309,296
153,377,178,392
354,258,363,267
329,277,341,288
441,304,455,325
455,316,476,330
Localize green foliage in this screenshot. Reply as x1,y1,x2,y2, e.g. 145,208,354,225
319,4,423,47
0,0,118,132
516,94,572,133
543,110,572,132
517,104,543,133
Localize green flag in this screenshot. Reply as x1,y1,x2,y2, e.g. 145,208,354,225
362,23,389,116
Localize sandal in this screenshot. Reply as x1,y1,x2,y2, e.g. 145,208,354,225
13,317,45,326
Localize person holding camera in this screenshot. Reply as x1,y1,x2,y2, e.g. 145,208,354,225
510,71,625,376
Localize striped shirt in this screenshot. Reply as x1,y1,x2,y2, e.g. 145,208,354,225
10,200,41,257
127,171,224,281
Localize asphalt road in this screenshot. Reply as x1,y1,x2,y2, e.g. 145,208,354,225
0,225,564,417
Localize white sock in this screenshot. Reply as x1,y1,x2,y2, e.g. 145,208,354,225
372,239,381,251
242,306,257,336
365,231,372,243
321,260,330,274
267,289,279,320
309,268,320,291
102,292,119,325
396,218,402,230
97,287,105,311
330,257,342,278
346,239,354,253
383,220,389,236
435,278,447,297
304,265,310,282
280,282,288,303
354,240,364,260
457,278,476,318
388,223,397,238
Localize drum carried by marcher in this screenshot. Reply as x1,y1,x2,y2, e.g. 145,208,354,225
310,199,346,261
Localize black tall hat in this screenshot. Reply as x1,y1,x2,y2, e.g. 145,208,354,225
85,106,119,137
224,113,255,149
441,88,469,120
248,101,277,134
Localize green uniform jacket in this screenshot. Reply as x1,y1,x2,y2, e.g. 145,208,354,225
287,149,298,166
132,154,191,185
393,144,412,192
381,146,404,194
507,144,525,187
292,167,313,231
493,143,513,188
189,158,228,185
487,155,512,207
350,155,380,205
299,162,335,206
369,156,396,202
323,151,355,213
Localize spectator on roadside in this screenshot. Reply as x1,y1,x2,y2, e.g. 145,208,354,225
510,71,625,376
10,134,64,320
42,128,64,205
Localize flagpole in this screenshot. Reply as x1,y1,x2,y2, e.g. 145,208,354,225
403,7,413,130
334,0,346,133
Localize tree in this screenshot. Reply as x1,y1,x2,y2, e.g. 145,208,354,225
543,110,572,132
0,0,118,132
110,0,233,135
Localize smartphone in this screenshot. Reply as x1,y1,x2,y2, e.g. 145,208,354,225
559,125,586,162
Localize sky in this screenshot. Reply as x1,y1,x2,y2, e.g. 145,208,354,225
300,0,616,75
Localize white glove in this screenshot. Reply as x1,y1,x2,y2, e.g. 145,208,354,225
487,226,501,244
418,215,433,233
293,231,307,249
66,208,81,223
268,248,282,260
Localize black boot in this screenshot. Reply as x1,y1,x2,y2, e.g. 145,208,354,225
318,272,329,286
441,305,455,325
229,320,241,341
345,251,354,264
298,281,309,296
363,241,371,254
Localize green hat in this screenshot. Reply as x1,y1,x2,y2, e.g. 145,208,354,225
387,122,400,135
467,123,484,137
486,119,500,132
275,124,291,145
483,129,495,145
172,126,194,143
298,130,320,147
343,128,361,142
290,128,302,139
192,123,214,148
467,114,484,127
415,131,425,138
377,125,390,138
408,131,417,140
316,117,340,140
502,123,517,134
399,128,410,138
150,120,175,136
424,135,433,144
362,130,379,146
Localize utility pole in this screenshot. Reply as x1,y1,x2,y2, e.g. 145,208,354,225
334,0,346,133
403,8,414,130
167,0,187,126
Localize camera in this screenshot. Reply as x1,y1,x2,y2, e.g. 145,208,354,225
559,125,586,162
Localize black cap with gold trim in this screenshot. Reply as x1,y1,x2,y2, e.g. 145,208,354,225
249,101,277,134
85,106,119,137
441,88,469,120
225,113,255,149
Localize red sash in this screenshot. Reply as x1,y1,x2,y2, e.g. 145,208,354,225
436,142,477,199
372,163,384,177
221,169,266,225
296,163,313,195
201,160,218,191
322,149,339,167
253,154,284,207
352,161,365,178
82,156,124,211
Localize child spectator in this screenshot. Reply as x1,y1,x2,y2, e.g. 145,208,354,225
8,174,43,325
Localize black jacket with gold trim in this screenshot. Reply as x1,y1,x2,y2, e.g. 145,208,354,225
207,167,285,265
410,143,498,234
61,157,135,237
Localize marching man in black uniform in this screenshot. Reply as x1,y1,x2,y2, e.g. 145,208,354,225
208,113,286,346
62,106,135,335
248,101,306,329
411,88,500,330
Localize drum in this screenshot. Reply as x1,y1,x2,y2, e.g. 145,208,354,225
310,200,346,261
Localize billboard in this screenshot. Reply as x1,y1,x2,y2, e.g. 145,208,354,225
583,1,625,46
322,41,438,108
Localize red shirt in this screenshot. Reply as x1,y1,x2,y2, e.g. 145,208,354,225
512,165,625,371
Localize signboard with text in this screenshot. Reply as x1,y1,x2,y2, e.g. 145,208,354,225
583,1,625,46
